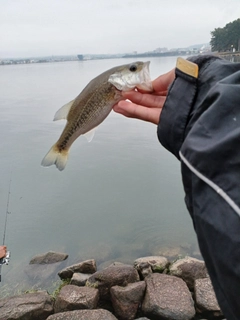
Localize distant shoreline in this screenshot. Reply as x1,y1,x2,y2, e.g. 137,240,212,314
1,51,239,66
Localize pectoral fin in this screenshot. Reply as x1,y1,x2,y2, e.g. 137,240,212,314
83,128,96,142
53,99,75,121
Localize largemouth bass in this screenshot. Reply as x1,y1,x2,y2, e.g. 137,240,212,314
41,61,152,171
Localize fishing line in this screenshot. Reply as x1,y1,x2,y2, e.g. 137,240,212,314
0,171,12,282
2,170,12,245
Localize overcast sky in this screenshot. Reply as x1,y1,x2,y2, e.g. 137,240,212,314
1,0,240,58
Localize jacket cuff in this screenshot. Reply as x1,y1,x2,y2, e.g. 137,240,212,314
157,58,198,159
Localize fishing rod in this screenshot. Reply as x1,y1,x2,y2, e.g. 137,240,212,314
0,173,12,282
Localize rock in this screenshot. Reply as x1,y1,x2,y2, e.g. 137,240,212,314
99,260,135,271
46,309,117,320
134,256,169,278
142,273,195,320
152,245,188,259
169,256,208,290
76,242,113,265
25,260,67,284
58,259,97,279
70,272,92,286
135,262,152,279
86,264,140,300
194,278,223,317
29,251,68,264
110,281,146,320
54,284,99,313
0,291,53,320
107,262,125,268
98,260,125,270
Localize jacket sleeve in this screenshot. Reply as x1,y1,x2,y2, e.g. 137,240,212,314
157,55,240,320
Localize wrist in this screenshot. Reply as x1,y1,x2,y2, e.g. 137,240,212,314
157,57,199,159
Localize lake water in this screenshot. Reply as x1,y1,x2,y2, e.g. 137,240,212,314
0,56,199,295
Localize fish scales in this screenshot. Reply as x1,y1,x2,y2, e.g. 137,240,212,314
41,61,152,170
57,81,119,151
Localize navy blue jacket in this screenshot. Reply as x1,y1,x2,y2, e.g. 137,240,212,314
158,55,240,320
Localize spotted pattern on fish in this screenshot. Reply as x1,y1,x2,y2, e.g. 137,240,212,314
57,82,119,151
41,61,152,170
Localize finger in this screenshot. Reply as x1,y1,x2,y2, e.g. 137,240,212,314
152,69,175,93
113,100,161,125
122,91,166,109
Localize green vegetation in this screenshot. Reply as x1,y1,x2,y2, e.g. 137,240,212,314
210,18,240,52
0,279,71,300
50,278,71,300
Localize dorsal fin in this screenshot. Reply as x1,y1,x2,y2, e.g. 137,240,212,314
53,99,75,121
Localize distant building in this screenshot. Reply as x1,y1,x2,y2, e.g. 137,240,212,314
191,48,199,54
199,44,211,54
153,47,168,53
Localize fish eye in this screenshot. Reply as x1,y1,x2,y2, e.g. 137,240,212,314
129,64,137,72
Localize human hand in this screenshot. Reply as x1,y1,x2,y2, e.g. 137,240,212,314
113,69,175,125
0,246,7,259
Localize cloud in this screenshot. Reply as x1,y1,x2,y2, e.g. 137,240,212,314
1,0,240,58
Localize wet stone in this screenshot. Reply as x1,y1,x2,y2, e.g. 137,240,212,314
70,272,92,286
110,281,146,320
25,260,67,284
142,273,195,320
169,256,208,290
194,278,223,317
58,259,97,279
46,309,118,320
134,256,169,278
151,245,188,259
0,291,54,320
29,251,68,264
54,284,99,313
86,264,139,300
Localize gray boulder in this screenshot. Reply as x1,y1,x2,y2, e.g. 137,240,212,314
110,281,146,320
142,273,195,320
0,291,53,320
86,264,139,300
54,284,99,313
25,261,66,284
194,278,223,317
135,262,152,279
58,259,96,279
134,256,169,278
151,245,188,259
29,251,68,264
70,272,92,286
169,256,208,290
46,309,117,320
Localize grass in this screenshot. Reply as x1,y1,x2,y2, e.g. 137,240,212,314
49,278,71,300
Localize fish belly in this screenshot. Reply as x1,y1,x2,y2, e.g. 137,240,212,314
56,86,121,152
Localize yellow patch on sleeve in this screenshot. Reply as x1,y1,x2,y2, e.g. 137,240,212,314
176,57,199,78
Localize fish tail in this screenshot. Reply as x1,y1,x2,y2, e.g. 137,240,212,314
41,144,69,171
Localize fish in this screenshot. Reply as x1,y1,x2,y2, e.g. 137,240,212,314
41,61,153,171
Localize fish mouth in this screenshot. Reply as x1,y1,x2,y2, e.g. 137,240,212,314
108,61,153,92
135,61,153,92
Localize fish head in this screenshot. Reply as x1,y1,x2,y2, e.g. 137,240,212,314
108,61,153,92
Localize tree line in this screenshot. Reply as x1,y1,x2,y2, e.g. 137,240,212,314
210,18,240,52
